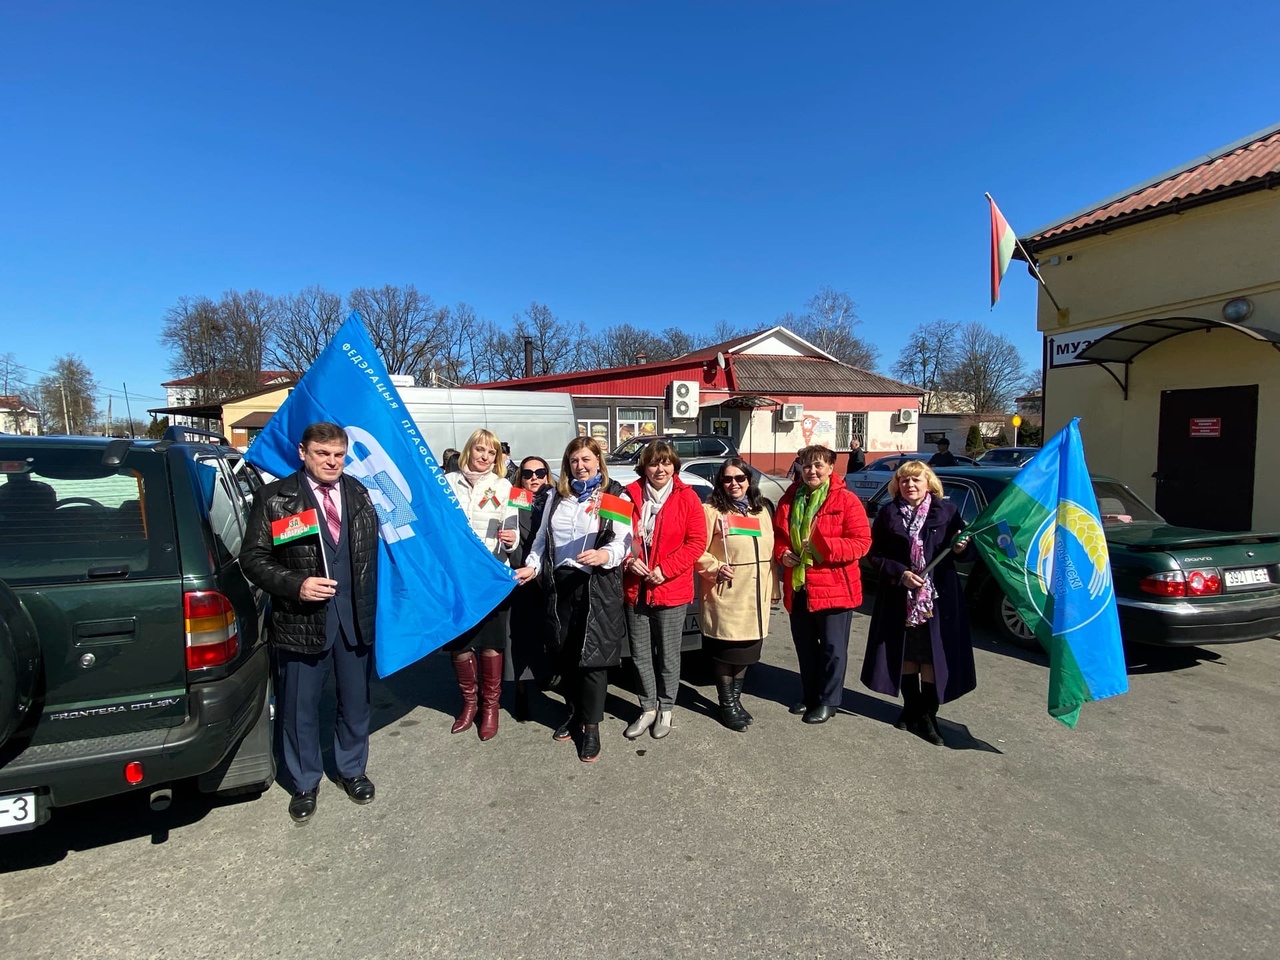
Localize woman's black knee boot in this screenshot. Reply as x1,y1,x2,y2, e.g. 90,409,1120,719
716,679,749,732
918,681,945,746
897,673,921,730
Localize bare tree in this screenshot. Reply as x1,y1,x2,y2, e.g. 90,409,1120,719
266,285,345,373
892,320,961,411
710,318,749,344
347,284,451,377
588,323,667,368
0,352,32,402
423,302,493,386
783,286,879,370
37,355,98,434
159,290,275,401
477,302,588,380
941,322,1027,414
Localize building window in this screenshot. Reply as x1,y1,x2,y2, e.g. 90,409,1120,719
577,420,609,443
617,407,657,445
835,412,867,452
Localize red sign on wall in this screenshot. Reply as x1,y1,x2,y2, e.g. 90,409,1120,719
1189,418,1221,438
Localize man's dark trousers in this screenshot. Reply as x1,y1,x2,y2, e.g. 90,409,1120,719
277,490,372,792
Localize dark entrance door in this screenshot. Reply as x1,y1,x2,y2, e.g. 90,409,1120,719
1155,385,1258,531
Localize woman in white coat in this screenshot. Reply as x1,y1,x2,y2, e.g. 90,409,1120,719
444,428,518,741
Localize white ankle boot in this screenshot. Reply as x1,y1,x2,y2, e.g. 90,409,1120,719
651,708,673,739
624,710,657,740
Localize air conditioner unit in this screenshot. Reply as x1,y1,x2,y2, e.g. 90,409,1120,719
897,408,918,424
669,380,700,419
780,403,804,422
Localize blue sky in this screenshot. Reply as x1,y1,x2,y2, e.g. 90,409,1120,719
3,1,1278,415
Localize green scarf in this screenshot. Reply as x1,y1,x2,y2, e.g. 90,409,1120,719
789,479,830,590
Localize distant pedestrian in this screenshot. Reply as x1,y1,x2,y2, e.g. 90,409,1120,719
862,461,975,745
774,445,872,724
501,442,520,485
846,439,865,475
442,448,461,473
928,438,958,468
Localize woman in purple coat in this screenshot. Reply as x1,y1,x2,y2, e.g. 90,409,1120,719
861,461,975,745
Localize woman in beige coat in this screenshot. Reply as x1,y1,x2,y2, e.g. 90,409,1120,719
695,459,778,732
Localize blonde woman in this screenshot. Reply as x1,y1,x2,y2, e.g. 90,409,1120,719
516,437,631,763
443,429,519,741
862,460,975,746
696,459,778,732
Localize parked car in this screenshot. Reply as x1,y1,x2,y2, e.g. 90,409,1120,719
678,457,791,509
605,433,738,465
0,427,274,834
975,446,1040,468
845,453,979,501
859,466,1280,649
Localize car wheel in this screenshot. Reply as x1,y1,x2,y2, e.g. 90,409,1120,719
990,588,1040,651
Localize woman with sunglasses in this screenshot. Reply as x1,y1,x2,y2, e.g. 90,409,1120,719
620,440,707,741
505,456,554,721
696,459,778,732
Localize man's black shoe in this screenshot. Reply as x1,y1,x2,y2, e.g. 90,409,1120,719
789,701,808,715
339,774,376,804
802,704,836,724
288,788,319,823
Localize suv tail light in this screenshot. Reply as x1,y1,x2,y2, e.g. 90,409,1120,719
184,591,240,669
1139,569,1222,598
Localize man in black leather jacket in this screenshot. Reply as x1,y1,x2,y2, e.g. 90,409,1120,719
241,421,380,824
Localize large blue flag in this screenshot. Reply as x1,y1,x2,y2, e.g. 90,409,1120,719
245,313,517,677
967,419,1128,727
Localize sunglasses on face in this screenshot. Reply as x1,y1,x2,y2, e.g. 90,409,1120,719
521,467,548,479
722,474,749,484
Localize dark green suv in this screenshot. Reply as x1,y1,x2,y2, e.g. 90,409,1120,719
0,428,274,834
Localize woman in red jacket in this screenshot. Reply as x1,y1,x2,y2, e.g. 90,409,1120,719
622,440,708,741
773,444,873,725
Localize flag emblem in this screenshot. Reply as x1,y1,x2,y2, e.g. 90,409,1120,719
597,492,632,525
272,509,321,546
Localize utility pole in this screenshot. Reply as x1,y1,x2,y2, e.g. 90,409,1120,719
60,382,70,434
123,383,136,437
106,395,112,436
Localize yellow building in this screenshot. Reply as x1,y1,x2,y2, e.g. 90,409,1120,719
1024,123,1280,532
221,381,296,449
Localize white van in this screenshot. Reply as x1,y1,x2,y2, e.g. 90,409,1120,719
397,387,578,469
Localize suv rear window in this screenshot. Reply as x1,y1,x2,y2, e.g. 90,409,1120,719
0,444,178,585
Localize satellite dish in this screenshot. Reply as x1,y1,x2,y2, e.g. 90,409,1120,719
716,351,726,369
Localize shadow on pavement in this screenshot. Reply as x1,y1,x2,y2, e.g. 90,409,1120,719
1124,643,1224,674
0,785,272,874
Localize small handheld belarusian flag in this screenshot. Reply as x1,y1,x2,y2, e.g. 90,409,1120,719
597,492,632,525
808,523,832,563
726,514,762,537
508,488,534,512
272,508,321,546
988,193,1017,308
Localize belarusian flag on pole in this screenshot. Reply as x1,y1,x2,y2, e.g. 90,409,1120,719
987,193,1017,307
272,508,321,546
726,515,762,537
597,492,632,525
507,488,534,512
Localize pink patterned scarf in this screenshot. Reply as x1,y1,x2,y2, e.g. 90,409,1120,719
898,494,935,627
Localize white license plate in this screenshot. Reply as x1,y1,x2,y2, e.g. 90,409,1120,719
683,614,700,633
0,792,37,833
1225,567,1270,587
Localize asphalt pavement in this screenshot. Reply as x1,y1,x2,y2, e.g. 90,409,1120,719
2,611,1277,960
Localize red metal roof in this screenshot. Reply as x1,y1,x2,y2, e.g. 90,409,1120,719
1029,125,1280,245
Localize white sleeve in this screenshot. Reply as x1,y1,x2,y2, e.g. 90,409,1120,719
523,494,554,570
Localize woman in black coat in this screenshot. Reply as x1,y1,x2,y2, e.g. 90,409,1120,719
505,456,553,720
515,437,631,763
861,461,975,745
